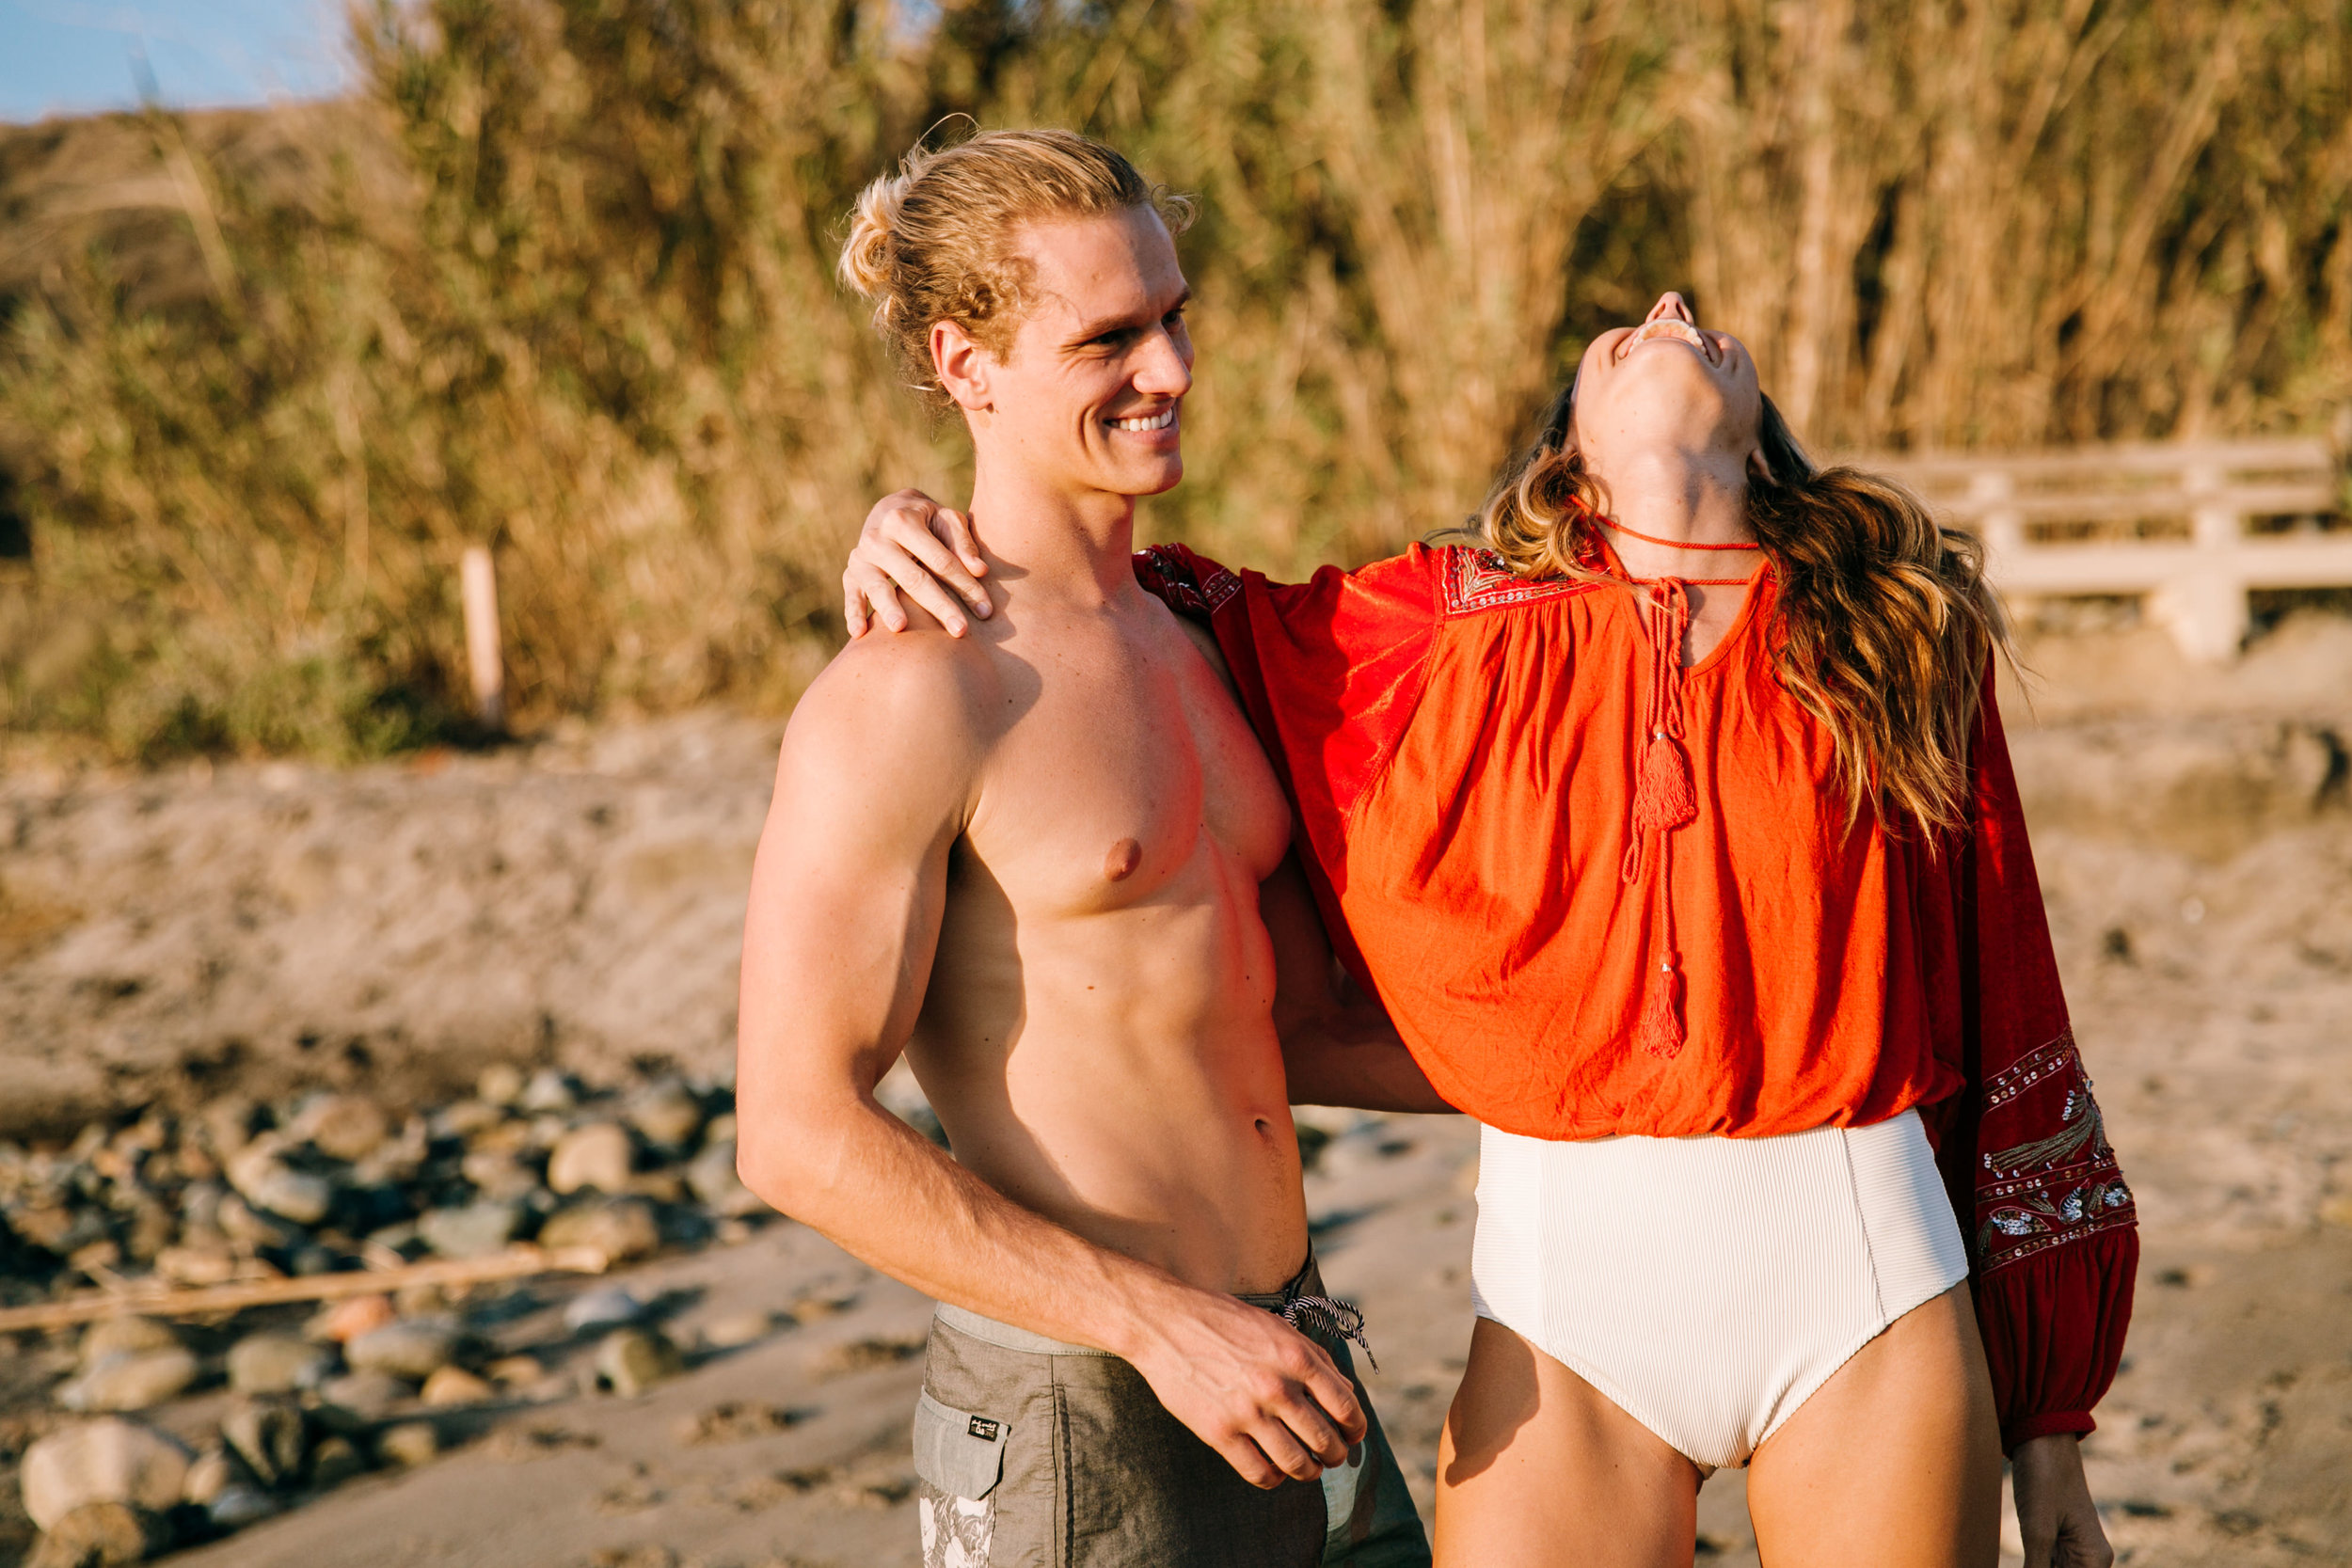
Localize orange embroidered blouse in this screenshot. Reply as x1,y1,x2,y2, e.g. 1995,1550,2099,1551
1134,540,2138,1449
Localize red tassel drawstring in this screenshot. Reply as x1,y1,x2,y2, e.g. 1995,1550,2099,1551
1627,579,1694,1058
1636,957,1686,1058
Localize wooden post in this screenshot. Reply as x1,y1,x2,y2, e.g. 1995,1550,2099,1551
460,546,505,730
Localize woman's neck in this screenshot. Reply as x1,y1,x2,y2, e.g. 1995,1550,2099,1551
1590,447,1755,580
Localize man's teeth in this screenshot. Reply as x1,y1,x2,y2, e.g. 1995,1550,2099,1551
1110,409,1176,432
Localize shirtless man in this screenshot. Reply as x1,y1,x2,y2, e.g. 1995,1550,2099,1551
733,130,1437,1567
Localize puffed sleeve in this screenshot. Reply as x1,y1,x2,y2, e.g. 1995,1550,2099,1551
1920,667,2140,1452
1133,542,1444,988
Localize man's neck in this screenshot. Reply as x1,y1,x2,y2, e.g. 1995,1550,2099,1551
1592,445,1755,578
964,459,1146,611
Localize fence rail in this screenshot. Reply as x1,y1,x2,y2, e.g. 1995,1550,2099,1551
1852,436,2351,660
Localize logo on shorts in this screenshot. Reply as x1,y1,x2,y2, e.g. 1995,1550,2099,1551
967,1416,1001,1442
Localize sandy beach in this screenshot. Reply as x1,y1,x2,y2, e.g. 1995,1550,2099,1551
3,620,2349,1567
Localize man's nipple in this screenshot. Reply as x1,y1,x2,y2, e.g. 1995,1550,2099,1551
1104,837,1142,882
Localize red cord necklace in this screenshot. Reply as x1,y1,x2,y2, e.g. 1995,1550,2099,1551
1598,517,1764,587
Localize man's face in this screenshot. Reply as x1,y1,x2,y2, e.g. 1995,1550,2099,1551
955,206,1194,501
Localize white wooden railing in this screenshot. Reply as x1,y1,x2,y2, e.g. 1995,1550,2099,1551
1853,436,2350,661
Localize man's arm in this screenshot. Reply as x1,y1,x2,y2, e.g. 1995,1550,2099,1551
1261,852,1455,1114
734,637,1363,1487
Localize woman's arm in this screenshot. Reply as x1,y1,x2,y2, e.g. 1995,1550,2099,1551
1261,851,1454,1115
842,489,994,637
1929,670,2137,1568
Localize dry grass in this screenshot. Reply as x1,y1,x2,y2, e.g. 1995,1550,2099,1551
0,0,2346,761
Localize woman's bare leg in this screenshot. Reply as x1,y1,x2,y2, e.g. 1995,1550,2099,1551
1434,1317,1701,1568
1745,1283,2003,1568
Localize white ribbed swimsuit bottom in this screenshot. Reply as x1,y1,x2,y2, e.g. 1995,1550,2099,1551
1470,1108,1969,1473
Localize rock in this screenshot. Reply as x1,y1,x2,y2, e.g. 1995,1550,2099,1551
227,1334,334,1396
76,1320,178,1370
314,1370,409,1424
429,1100,505,1140
22,1418,192,1530
152,1242,236,1288
179,1449,236,1507
595,1328,683,1398
703,1112,738,1145
419,1367,494,1406
624,1079,705,1149
315,1293,396,1344
373,1422,439,1467
625,1169,689,1204
25,1501,172,1567
305,1434,367,1489
476,1062,526,1106
417,1200,521,1259
288,1095,389,1163
220,1402,308,1489
547,1123,633,1196
456,1148,539,1201
345,1318,461,1381
561,1286,645,1335
207,1485,280,1530
484,1354,544,1387
215,1196,302,1251
538,1196,660,1263
686,1141,771,1219
56,1349,199,1413
198,1099,259,1159
699,1311,777,1351
224,1147,334,1227
12,1204,108,1258
518,1069,578,1114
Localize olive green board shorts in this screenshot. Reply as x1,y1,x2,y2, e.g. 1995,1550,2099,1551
912,1259,1431,1568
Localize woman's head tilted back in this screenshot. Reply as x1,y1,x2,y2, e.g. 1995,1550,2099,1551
1482,293,2010,836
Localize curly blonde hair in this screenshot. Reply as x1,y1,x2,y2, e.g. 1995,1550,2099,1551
838,128,1195,405
1478,385,2012,835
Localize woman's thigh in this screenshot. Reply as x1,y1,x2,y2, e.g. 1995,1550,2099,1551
1745,1283,2003,1568
1434,1317,1700,1568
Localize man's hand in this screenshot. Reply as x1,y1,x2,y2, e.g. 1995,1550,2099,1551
845,488,993,638
2012,1433,2113,1568
1121,1286,1368,1489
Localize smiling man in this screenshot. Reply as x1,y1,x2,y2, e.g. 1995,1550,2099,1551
732,131,1437,1567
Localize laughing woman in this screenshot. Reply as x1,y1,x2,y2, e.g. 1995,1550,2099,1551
848,292,2135,1568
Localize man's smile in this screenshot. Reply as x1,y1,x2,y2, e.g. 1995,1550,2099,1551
1108,407,1178,433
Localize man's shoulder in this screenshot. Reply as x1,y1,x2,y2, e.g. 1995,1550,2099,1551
792,627,1002,752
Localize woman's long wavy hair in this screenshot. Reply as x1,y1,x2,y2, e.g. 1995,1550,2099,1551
1477,378,2012,835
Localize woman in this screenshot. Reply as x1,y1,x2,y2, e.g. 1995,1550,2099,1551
847,293,2135,1568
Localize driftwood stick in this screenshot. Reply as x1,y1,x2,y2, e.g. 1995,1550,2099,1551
0,1245,611,1334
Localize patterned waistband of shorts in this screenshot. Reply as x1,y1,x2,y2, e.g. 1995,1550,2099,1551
933,1254,1374,1370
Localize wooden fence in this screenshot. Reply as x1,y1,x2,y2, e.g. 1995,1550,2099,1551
1855,436,2351,661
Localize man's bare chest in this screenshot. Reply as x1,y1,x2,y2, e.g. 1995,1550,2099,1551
963,623,1292,913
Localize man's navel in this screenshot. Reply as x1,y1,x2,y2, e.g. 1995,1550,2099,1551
1104,837,1142,882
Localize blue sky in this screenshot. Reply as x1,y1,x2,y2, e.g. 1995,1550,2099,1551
0,0,351,123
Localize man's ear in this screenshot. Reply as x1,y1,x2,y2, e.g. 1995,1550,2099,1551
933,320,993,414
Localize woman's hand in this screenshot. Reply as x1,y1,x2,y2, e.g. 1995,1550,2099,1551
2011,1433,2113,1568
843,489,993,638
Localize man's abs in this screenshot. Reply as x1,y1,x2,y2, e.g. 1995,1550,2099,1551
904,605,1309,1296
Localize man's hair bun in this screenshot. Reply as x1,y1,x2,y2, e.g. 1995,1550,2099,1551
836,153,933,320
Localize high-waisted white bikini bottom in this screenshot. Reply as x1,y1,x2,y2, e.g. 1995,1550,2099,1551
1469,1109,1969,1473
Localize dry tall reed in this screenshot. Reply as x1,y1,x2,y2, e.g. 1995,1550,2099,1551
0,0,2344,760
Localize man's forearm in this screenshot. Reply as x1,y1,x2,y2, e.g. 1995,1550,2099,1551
739,1093,1200,1357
